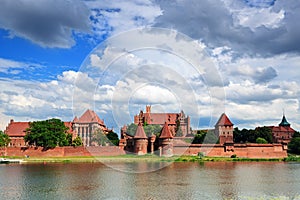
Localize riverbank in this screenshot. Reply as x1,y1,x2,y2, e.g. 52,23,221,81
2,154,300,164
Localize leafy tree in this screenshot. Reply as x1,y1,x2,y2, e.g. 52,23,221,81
65,133,73,146
192,130,206,144
24,118,69,149
192,130,218,144
107,131,119,146
288,131,300,154
203,130,218,144
126,123,137,136
91,129,109,146
256,137,268,144
143,124,162,137
72,136,83,146
288,137,300,154
175,119,183,137
254,126,273,143
0,130,10,147
126,123,161,137
234,127,272,144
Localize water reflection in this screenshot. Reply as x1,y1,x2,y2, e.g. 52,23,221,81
1,162,300,199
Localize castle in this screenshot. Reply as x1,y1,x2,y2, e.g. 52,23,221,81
119,110,294,158
134,105,191,136
3,106,296,158
4,109,110,147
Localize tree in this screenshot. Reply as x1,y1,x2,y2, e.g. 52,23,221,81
256,137,268,144
106,131,119,146
288,137,300,154
192,130,218,144
72,136,83,146
0,130,10,147
24,118,69,149
175,119,183,137
143,124,162,137
288,131,300,154
91,129,109,146
192,130,206,144
254,126,273,143
126,123,137,136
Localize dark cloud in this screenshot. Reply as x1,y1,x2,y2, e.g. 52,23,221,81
0,0,91,48
254,66,277,83
154,0,300,57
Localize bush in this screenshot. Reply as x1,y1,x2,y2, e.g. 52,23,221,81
256,137,268,144
231,154,237,158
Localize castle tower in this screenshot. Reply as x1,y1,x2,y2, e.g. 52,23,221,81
159,122,174,157
133,123,148,155
215,113,234,145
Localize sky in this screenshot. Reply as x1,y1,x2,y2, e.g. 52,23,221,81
0,0,300,133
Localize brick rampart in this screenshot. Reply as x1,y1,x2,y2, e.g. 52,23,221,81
4,146,126,157
174,143,287,158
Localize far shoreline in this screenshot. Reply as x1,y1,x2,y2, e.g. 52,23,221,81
2,154,300,164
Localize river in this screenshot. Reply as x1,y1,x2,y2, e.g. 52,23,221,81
1,161,300,199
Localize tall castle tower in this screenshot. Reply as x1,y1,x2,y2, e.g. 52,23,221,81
159,122,174,157
133,123,148,155
215,113,234,145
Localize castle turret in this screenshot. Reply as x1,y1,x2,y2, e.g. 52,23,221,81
215,113,234,145
133,123,148,155
159,122,173,157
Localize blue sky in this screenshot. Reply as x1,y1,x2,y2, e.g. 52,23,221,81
1,0,300,133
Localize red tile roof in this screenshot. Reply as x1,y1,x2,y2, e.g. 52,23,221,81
75,109,104,125
215,113,233,126
134,123,147,139
5,121,29,137
160,122,173,139
147,113,178,125
5,120,74,137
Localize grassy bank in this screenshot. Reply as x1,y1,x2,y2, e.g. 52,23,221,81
2,154,300,163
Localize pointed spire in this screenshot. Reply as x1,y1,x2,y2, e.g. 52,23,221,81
279,114,290,127
134,123,147,139
160,122,173,139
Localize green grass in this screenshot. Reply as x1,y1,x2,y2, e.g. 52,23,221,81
3,154,299,163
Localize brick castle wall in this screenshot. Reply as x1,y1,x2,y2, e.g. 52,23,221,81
174,143,287,158
4,146,126,157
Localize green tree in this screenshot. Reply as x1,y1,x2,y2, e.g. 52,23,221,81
91,129,110,146
72,136,83,146
24,118,69,149
192,130,218,144
126,123,137,136
254,126,273,143
175,119,183,137
192,130,206,144
143,124,162,137
288,137,300,154
107,131,119,146
288,131,300,154
0,130,10,147
256,137,268,144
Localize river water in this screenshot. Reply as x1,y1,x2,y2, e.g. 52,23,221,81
0,161,300,200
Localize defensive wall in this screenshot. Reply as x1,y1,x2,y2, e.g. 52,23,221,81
1,143,287,158
173,143,287,158
2,146,126,157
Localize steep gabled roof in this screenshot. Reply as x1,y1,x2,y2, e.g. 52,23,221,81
215,113,233,126
5,121,29,137
134,123,147,139
76,109,104,125
160,122,173,139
